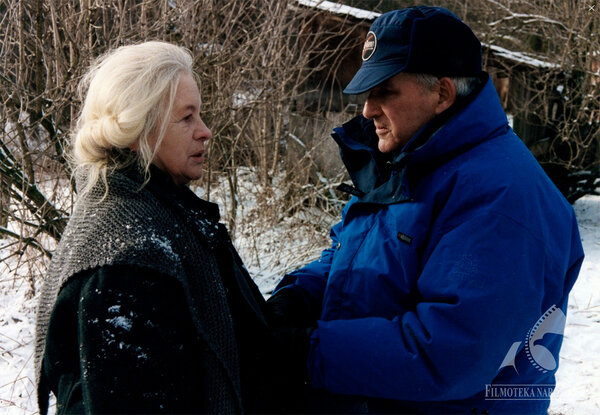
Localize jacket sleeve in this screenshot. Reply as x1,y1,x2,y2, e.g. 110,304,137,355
75,265,205,413
308,212,577,402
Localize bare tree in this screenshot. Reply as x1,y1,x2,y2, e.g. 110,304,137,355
3,0,598,287
0,0,360,289
470,0,600,202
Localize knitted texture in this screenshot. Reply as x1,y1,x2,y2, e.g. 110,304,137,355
35,170,241,414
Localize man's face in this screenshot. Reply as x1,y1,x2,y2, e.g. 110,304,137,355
362,73,440,153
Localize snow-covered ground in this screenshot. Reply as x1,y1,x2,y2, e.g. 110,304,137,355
549,195,600,415
1,192,599,414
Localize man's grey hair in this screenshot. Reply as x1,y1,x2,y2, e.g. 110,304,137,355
412,73,480,98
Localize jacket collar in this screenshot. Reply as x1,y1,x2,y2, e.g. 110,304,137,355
333,74,508,204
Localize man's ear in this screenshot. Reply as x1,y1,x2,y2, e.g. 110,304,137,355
435,77,456,115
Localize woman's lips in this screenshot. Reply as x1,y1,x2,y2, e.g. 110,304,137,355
191,151,204,161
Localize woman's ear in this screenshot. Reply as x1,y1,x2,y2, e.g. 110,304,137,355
435,77,457,115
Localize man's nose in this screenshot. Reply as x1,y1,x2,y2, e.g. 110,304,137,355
362,96,380,119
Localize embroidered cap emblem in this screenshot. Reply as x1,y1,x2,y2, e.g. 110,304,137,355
362,31,377,61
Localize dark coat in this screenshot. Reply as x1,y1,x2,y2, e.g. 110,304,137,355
40,166,303,414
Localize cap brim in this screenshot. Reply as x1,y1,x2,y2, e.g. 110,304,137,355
343,61,405,95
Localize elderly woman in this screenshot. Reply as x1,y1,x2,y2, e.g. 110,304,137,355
34,42,299,414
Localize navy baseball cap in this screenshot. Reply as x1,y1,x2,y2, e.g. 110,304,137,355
344,6,482,95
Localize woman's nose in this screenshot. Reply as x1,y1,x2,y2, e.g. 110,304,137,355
195,118,212,141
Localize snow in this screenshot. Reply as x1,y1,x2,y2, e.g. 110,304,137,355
1,192,599,414
294,0,380,21
147,233,180,263
549,195,600,415
486,44,560,69
106,316,133,332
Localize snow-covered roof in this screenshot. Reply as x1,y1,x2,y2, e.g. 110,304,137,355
486,44,559,69
294,0,380,21
294,1,560,71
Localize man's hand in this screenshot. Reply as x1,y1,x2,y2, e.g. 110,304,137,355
266,287,319,328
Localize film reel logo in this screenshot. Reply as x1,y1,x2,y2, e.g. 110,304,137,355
499,305,566,374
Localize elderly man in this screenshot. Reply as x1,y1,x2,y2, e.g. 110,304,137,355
266,6,584,414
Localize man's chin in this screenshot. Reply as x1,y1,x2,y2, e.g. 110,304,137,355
378,139,399,154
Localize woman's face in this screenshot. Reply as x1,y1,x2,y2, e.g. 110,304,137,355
151,73,212,185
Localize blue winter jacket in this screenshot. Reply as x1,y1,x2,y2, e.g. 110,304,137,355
274,76,584,413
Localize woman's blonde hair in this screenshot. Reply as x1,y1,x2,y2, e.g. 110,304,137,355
72,41,195,195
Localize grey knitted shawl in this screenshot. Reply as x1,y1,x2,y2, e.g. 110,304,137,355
35,169,241,413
